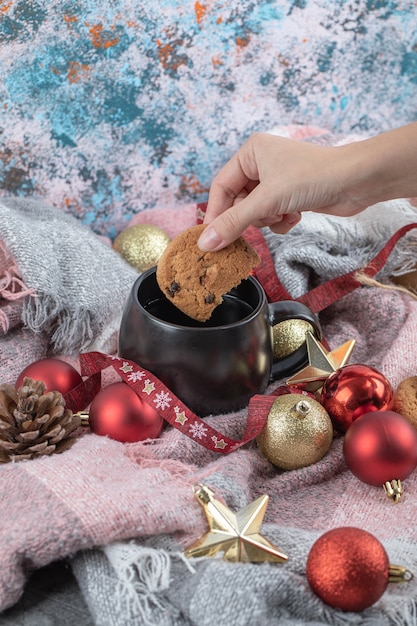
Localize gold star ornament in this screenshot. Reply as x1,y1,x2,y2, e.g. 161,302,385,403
286,331,356,392
184,484,288,563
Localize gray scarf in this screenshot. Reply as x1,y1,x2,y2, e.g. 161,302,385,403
0,197,138,354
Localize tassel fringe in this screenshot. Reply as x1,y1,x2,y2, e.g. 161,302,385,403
103,542,195,626
22,295,96,354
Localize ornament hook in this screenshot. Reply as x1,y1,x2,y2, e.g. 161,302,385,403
383,479,403,504
388,564,414,583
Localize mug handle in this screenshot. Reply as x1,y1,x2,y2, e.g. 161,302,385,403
268,300,321,381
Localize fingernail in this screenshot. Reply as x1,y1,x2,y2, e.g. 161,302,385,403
198,226,223,251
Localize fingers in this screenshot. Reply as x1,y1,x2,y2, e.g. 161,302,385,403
204,154,251,224
204,138,260,224
268,212,302,234
198,133,307,251
198,184,275,251
198,201,303,251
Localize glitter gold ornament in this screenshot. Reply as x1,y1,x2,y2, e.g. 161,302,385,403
256,394,333,470
184,484,288,563
272,319,315,360
113,224,171,272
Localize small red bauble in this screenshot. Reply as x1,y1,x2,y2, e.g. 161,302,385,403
88,382,163,443
343,410,417,486
321,364,393,433
16,358,83,395
306,527,389,611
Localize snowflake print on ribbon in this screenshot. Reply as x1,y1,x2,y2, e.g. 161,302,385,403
188,421,208,440
127,370,146,383
154,390,172,410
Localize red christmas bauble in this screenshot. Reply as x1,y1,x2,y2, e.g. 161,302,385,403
306,527,389,611
16,358,83,395
321,364,393,433
89,382,163,443
343,410,417,486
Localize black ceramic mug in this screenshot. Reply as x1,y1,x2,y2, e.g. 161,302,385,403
118,267,321,416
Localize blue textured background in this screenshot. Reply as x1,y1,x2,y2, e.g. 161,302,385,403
0,0,416,236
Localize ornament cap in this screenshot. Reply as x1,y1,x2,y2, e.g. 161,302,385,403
383,479,404,504
388,564,414,584
75,411,90,427
194,483,215,504
295,399,311,416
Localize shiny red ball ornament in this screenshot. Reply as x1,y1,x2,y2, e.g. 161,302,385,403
306,527,390,611
16,358,83,395
88,382,164,443
343,410,417,486
321,364,393,433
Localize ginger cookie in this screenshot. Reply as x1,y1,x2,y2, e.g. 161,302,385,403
156,224,260,322
393,376,417,431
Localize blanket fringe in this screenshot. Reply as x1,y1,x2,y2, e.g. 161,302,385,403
103,542,195,626
22,295,95,354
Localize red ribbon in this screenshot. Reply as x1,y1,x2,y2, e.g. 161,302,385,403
295,222,417,313
76,351,272,453
66,351,314,454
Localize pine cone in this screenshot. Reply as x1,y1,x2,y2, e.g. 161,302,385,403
0,377,81,463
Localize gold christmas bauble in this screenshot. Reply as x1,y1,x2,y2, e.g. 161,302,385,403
113,224,171,272
256,394,333,470
272,319,315,360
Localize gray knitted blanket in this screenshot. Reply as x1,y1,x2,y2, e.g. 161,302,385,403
0,197,138,355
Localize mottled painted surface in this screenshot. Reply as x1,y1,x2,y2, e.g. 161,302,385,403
0,0,416,236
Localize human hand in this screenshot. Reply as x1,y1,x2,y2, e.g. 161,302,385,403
197,132,367,251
